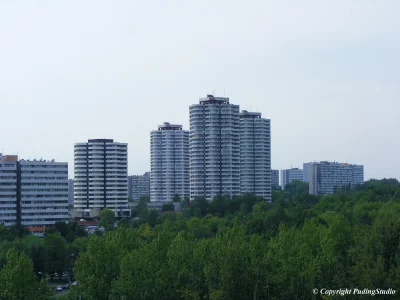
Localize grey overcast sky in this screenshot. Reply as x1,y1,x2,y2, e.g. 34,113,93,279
0,0,399,180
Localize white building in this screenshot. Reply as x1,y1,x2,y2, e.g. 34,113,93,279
74,139,130,217
0,155,69,236
281,168,303,188
239,111,271,201
307,161,364,195
189,95,240,200
150,122,189,202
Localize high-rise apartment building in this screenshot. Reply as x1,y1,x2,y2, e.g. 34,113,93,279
150,123,189,202
307,161,364,195
68,179,74,205
281,168,303,188
74,139,130,217
189,95,240,200
128,172,150,201
0,155,69,236
239,110,271,201
271,169,280,188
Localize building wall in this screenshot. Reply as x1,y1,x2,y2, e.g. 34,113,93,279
0,157,69,233
0,160,18,227
68,179,74,205
150,123,189,202
303,163,312,182
189,96,240,200
128,172,150,201
239,111,271,201
308,162,364,195
74,139,130,217
271,170,279,188
281,168,303,188
20,160,69,229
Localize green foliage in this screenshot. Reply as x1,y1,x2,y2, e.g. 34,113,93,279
98,208,115,231
162,202,175,212
0,248,52,300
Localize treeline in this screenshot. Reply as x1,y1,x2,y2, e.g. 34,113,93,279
1,179,400,299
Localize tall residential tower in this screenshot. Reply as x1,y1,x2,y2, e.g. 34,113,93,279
239,110,271,201
189,95,240,200
74,139,130,217
150,123,189,202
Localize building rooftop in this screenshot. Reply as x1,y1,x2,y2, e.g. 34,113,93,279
158,122,183,130
240,110,262,118
88,139,114,143
199,95,230,105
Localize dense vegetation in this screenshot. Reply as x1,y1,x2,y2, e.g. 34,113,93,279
1,179,400,299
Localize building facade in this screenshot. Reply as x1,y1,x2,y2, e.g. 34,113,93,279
189,95,240,200
74,139,130,217
239,110,271,201
150,123,189,202
68,179,74,206
0,155,69,236
128,172,150,201
307,161,364,195
271,169,280,188
281,168,303,188
303,163,312,182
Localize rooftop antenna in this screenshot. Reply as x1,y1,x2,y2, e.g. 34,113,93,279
212,88,215,96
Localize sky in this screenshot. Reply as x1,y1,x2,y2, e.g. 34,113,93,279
0,0,399,180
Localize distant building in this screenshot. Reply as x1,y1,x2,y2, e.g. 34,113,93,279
303,163,312,182
150,122,189,202
68,179,74,206
281,168,303,188
74,139,130,217
0,155,69,236
307,161,364,195
128,201,182,214
189,95,240,200
271,170,280,188
239,110,271,201
128,172,150,201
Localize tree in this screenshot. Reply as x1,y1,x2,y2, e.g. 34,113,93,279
44,232,68,279
73,228,141,300
162,202,175,212
148,210,160,227
0,248,52,300
98,208,115,231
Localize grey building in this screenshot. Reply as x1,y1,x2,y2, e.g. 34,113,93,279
271,170,280,188
128,172,150,201
281,168,303,188
150,123,189,202
307,161,364,195
0,155,69,236
239,110,271,201
74,139,130,217
68,179,74,206
189,95,240,200
303,163,312,182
